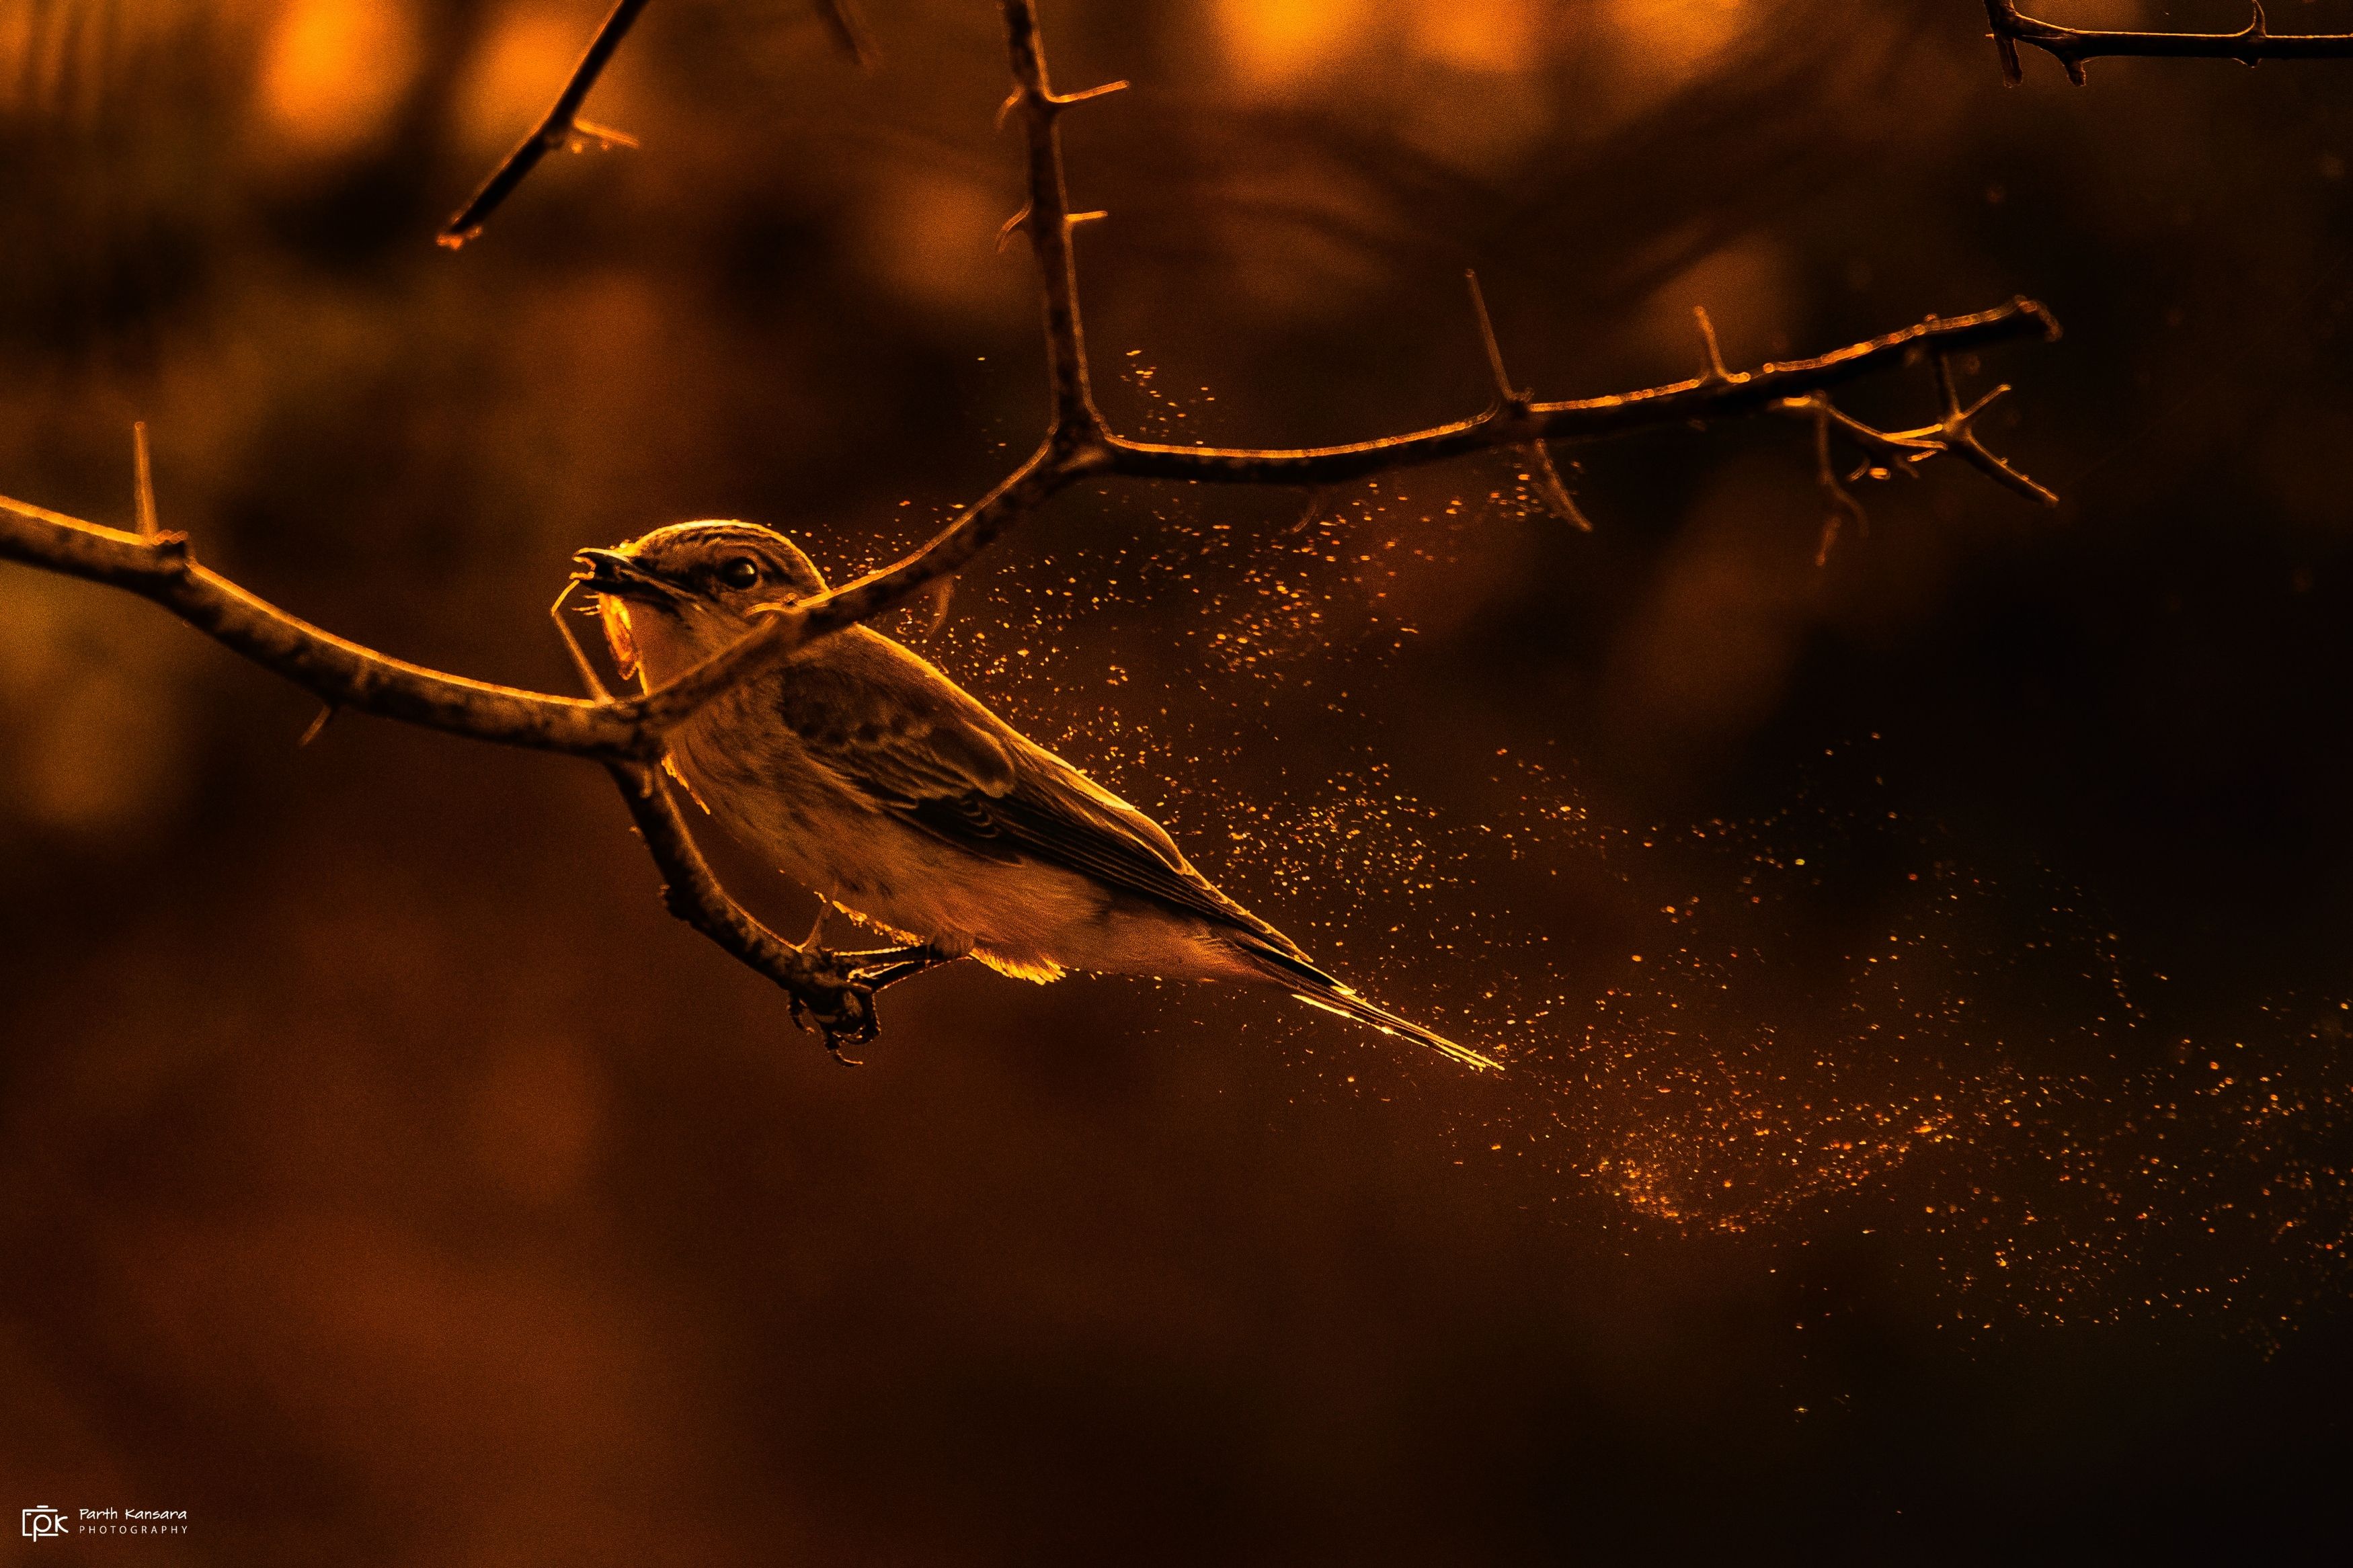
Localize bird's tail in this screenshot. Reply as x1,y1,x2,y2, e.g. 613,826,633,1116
1241,943,1501,1072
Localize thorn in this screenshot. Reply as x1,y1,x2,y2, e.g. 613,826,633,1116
1693,306,1731,383
1527,441,1593,532
132,420,158,536
1959,382,2013,423
1931,350,1965,419
803,901,830,949
995,87,1025,130
996,204,1031,253
297,704,337,747
1051,79,1129,107
565,118,639,153
1290,489,1327,534
1465,270,1522,405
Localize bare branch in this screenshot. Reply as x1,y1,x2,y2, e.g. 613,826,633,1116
1776,393,1927,563
1465,270,1593,530
1983,1,2353,86
1102,298,2061,493
1798,399,1869,566
1771,342,2059,560
998,1,1125,442
440,1,879,249
439,0,653,248
0,493,649,758
1927,352,2057,505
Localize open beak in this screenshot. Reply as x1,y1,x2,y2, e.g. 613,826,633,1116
571,548,682,606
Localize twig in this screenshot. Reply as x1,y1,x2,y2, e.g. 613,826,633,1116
1794,399,1870,566
0,495,642,756
998,3,1126,442
1925,350,2056,505
1771,339,2059,561
1098,298,2059,491
439,0,654,249
132,421,158,536
440,0,881,248
1,0,2072,1057
1983,1,2353,86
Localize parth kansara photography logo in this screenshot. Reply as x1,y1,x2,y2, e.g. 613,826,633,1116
22,1504,190,1538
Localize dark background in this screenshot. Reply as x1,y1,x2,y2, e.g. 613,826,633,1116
6,0,2353,1561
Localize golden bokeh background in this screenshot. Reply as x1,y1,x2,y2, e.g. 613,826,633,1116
6,0,2353,1560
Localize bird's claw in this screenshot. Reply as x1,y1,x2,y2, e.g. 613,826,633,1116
787,976,880,1065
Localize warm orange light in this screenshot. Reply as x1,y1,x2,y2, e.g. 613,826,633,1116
1215,0,1373,87
456,4,602,154
258,0,421,155
862,175,1022,318
1410,0,1540,73
1602,0,1748,95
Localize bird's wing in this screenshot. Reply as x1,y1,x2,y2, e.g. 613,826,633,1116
774,628,1298,952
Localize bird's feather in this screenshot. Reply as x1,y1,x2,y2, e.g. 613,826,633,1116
775,628,1305,956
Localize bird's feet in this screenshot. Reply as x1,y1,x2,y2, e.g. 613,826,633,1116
788,944,959,1067
839,942,959,991
787,981,879,1065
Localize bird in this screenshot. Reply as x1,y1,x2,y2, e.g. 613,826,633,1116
572,520,1497,1072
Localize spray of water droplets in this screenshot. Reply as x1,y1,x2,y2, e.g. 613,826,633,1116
832,360,2353,1342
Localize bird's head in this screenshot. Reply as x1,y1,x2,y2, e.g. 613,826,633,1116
572,520,829,686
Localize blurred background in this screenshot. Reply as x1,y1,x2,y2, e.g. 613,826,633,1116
5,0,2353,1560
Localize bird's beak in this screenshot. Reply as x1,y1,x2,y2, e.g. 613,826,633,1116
571,548,682,606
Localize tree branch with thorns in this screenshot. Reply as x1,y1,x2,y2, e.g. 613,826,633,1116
1983,1,2353,86
1,1,2064,1059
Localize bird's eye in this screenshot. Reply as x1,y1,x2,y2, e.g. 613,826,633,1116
718,557,760,591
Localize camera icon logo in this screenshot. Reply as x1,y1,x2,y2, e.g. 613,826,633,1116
22,1506,71,1539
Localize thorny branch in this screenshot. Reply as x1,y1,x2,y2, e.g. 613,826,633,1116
438,0,878,247
439,0,651,247
3,1,2066,1057
1983,1,2353,86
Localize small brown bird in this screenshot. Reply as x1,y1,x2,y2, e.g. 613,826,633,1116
575,521,1495,1071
